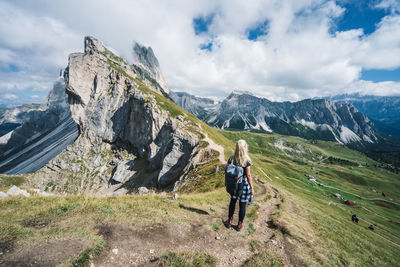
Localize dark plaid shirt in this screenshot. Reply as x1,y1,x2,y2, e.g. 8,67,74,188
228,157,253,204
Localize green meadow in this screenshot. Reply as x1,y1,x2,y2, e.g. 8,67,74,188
1,130,399,266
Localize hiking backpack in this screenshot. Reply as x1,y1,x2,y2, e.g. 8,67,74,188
225,164,245,196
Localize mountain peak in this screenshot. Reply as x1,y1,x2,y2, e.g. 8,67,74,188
133,42,159,69
132,42,169,93
230,90,254,97
84,36,106,55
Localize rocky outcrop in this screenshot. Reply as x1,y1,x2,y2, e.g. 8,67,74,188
0,104,42,137
132,42,169,95
0,77,79,174
25,36,215,194
324,93,400,140
170,91,218,119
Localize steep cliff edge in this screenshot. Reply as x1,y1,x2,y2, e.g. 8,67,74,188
132,42,169,94
25,36,223,194
0,77,79,174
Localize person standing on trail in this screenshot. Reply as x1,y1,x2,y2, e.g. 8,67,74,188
224,139,254,231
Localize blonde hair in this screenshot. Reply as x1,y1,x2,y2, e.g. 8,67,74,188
233,139,251,167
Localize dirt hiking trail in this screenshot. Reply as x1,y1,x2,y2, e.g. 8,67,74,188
0,178,305,266
90,179,305,267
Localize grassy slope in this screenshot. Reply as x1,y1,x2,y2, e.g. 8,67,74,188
1,130,399,265
220,131,400,266
0,54,236,265
1,48,399,265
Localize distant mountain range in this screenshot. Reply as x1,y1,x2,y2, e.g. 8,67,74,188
1,42,399,175
172,90,379,145
320,93,400,140
169,91,218,118
0,104,42,137
171,90,400,166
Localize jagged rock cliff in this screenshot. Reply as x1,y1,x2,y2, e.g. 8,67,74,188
0,104,42,139
22,36,221,194
172,91,380,146
324,93,400,140
0,77,79,174
170,91,218,118
132,42,169,95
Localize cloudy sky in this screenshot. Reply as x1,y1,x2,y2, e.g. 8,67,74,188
0,0,399,106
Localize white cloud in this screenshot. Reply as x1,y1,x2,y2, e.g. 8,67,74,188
376,0,400,13
352,14,400,69
342,80,400,96
2,93,18,100
0,0,399,103
0,72,55,92
0,1,81,104
0,48,16,67
0,1,81,68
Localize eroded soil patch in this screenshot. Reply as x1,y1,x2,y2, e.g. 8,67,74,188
0,238,89,267
91,181,305,266
21,218,51,229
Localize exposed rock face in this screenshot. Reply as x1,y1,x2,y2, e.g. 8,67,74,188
132,42,169,94
25,36,210,194
0,77,79,174
0,104,42,146
0,104,42,137
170,91,218,119
173,91,380,146
324,93,400,140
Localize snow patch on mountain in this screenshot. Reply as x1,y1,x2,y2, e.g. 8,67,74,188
363,135,374,143
297,119,318,130
339,126,361,144
0,131,13,145
231,90,254,96
257,121,272,132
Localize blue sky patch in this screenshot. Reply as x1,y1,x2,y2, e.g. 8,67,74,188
9,64,19,72
0,64,20,73
10,64,19,72
200,42,213,51
361,68,400,82
247,20,269,41
335,1,389,35
193,13,214,35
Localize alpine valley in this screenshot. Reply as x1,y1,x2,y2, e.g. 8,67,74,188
171,90,400,166
0,37,399,267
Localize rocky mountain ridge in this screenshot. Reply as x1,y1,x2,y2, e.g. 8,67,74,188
132,42,169,94
0,104,42,137
322,93,400,139
0,36,223,195
172,91,380,146
0,76,79,174
169,91,218,118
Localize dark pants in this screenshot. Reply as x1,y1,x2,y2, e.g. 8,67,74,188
228,198,246,222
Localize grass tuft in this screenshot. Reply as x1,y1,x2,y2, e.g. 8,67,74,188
157,251,217,267
247,222,256,235
248,239,262,252
70,242,105,267
0,222,31,242
243,251,283,267
0,174,26,188
247,203,260,222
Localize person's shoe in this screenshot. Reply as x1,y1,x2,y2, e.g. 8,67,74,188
224,217,233,229
235,221,243,232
